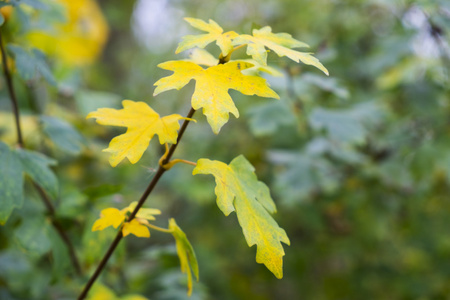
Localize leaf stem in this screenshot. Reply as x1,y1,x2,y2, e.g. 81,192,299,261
146,222,173,233
161,159,197,170
0,28,82,275
78,107,196,300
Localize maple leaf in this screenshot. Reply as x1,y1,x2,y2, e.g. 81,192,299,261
169,218,199,296
87,100,188,167
193,155,290,279
153,61,279,134
233,26,329,75
125,201,162,221
176,18,238,56
187,49,283,77
92,208,126,231
122,219,150,238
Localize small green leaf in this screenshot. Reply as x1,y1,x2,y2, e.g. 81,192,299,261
40,116,85,155
14,216,52,256
169,218,199,296
16,149,58,199
247,100,296,136
0,14,4,26
48,226,70,278
309,102,383,145
7,45,56,85
193,155,290,279
0,142,24,225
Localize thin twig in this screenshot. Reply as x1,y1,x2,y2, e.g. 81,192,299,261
33,182,82,275
0,28,82,275
0,29,23,147
77,108,196,300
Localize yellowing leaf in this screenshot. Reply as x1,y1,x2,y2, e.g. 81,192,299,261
25,0,109,66
87,283,149,300
87,283,117,300
193,155,290,279
188,48,218,67
124,201,161,221
233,26,329,75
122,219,150,238
92,208,126,231
176,18,238,56
169,218,199,296
154,61,279,134
87,100,187,167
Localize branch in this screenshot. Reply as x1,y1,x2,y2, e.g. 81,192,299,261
0,28,82,275
0,29,23,147
77,108,196,300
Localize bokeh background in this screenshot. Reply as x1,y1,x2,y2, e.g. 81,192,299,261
0,0,449,299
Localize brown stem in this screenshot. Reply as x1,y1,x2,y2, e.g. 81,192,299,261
33,183,82,275
0,29,24,147
78,108,196,300
0,28,82,275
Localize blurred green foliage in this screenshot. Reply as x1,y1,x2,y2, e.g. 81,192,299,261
0,0,449,299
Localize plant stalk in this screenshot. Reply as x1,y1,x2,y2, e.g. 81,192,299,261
0,29,23,147
0,28,82,275
77,107,196,299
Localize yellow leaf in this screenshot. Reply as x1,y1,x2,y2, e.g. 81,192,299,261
193,155,290,279
92,208,126,231
87,283,117,300
188,48,218,67
123,201,161,221
169,218,199,296
154,61,279,134
87,100,187,167
87,283,149,300
176,18,238,56
25,0,109,66
233,26,329,75
122,219,150,238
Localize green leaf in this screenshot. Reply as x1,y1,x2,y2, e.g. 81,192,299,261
0,13,4,26
309,102,383,145
16,149,58,199
0,142,24,225
193,155,290,278
169,218,199,296
247,100,296,136
7,45,56,85
75,89,122,116
14,216,52,256
269,150,339,205
40,116,85,155
48,226,70,278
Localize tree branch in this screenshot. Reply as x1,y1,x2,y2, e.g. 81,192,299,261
0,28,82,275
77,108,196,300
0,29,23,147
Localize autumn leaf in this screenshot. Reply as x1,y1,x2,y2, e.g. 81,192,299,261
26,0,109,66
92,202,161,238
233,26,329,75
176,18,238,56
92,208,126,231
193,155,290,278
87,100,188,167
125,201,161,221
188,49,283,77
154,61,279,134
169,218,199,296
122,219,150,238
